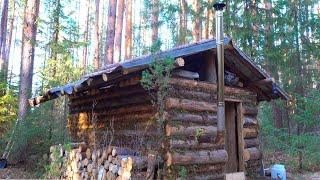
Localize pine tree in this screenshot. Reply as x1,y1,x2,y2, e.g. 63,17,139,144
17,0,40,161
124,0,132,59
114,0,125,63
105,0,117,64
93,0,100,70
0,0,9,83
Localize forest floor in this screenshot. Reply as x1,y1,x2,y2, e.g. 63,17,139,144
0,166,35,179
0,151,320,179
263,151,320,180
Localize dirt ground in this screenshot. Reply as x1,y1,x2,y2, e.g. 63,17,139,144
0,167,34,179
0,159,319,179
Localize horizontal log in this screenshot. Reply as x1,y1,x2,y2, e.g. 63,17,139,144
165,125,217,137
244,147,262,161
243,107,258,116
168,139,223,150
243,116,258,127
244,138,259,148
166,149,228,166
169,78,256,96
182,163,224,174
70,86,149,107
165,98,217,112
165,112,217,124
187,174,224,180
168,87,214,102
243,128,258,138
172,69,200,80
100,104,155,116
70,94,152,114
97,112,155,123
111,147,139,156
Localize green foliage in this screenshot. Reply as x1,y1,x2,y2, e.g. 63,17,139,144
0,84,18,130
141,57,175,103
178,166,187,179
259,89,320,171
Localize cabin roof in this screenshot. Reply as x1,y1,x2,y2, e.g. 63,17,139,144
29,37,289,106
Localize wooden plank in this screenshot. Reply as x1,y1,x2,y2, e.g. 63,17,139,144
237,103,245,171
225,102,238,173
225,172,245,180
204,50,217,83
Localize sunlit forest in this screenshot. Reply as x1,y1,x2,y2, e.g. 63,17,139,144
0,0,319,179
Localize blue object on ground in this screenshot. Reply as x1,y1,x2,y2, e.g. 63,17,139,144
0,158,7,169
271,164,286,180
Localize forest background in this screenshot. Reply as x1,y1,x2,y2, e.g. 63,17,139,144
0,0,319,177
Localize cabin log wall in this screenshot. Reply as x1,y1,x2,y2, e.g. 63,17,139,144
67,76,262,178
165,78,261,178
68,75,159,155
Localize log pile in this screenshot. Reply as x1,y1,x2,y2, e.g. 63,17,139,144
50,144,145,180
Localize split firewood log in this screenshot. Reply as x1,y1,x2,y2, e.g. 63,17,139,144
109,164,119,174
78,143,88,152
106,171,116,180
83,158,89,166
98,166,106,180
86,148,92,160
104,161,110,170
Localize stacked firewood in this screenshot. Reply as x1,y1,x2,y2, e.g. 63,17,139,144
50,144,139,180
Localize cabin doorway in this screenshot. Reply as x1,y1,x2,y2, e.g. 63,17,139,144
225,102,243,173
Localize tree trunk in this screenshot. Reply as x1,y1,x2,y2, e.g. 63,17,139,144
293,0,305,170
82,0,90,71
124,0,132,59
93,0,100,70
179,0,187,44
264,0,284,129
192,0,201,42
114,0,125,63
51,0,61,76
5,0,16,68
0,0,9,83
105,0,117,65
17,0,40,161
205,0,213,39
151,0,159,42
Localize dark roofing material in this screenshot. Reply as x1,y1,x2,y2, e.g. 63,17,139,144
29,37,289,106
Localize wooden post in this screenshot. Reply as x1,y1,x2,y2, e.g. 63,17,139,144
237,103,245,171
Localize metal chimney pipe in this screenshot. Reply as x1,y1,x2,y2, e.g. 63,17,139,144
213,2,226,144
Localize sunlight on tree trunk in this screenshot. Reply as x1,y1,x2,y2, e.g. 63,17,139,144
114,0,124,63
17,0,40,161
105,0,117,65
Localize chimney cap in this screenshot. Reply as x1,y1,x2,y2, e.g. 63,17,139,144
213,2,226,11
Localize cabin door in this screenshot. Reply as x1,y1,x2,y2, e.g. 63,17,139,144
225,102,240,172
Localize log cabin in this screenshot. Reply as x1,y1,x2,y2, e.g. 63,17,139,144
29,37,289,179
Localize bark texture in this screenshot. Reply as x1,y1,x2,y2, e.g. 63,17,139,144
192,0,201,42
105,0,117,64
0,0,9,82
151,0,159,42
124,0,132,59
93,0,100,70
17,0,40,160
179,0,187,44
114,0,125,63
